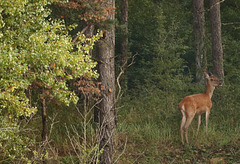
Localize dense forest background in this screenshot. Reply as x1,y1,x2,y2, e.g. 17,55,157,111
1,0,240,163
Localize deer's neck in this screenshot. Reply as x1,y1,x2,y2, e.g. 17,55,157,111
205,82,215,99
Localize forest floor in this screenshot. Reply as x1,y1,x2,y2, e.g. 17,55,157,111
115,93,240,164
116,133,240,163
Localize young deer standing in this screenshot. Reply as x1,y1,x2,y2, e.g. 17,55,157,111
179,72,223,144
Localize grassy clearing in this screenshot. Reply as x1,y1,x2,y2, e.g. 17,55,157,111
116,86,240,163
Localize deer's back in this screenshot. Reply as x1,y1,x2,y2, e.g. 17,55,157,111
179,93,212,115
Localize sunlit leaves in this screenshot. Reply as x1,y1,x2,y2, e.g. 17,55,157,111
0,0,101,118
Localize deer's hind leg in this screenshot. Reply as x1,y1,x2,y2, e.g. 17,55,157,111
183,113,195,144
180,108,186,144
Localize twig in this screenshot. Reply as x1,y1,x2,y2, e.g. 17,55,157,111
114,136,128,164
222,22,240,26
48,113,59,139
116,52,138,101
197,0,225,13
208,0,225,11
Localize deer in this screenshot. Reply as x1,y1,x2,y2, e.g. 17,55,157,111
178,72,223,144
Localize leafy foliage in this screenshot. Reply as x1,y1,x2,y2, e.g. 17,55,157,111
0,116,35,163
0,0,101,162
0,0,101,118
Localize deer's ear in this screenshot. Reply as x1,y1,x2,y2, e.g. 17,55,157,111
208,72,213,76
204,72,210,79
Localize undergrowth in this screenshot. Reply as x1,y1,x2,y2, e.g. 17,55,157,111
15,83,240,163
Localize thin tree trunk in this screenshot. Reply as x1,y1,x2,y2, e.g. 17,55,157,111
210,0,224,78
85,24,95,56
120,0,129,66
41,89,47,162
193,0,207,82
41,91,47,148
96,0,116,163
118,0,129,94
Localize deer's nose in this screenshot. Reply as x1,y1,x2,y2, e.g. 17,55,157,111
219,79,224,86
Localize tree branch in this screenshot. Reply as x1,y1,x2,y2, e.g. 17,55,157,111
208,0,225,11
72,23,93,44
116,53,138,101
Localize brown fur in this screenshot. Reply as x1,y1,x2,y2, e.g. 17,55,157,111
179,72,223,144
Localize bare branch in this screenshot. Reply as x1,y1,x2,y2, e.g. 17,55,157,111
72,23,93,44
116,52,138,101
114,136,128,164
208,0,225,11
222,22,240,26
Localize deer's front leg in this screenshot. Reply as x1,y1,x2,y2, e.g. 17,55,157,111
206,111,210,135
197,114,201,135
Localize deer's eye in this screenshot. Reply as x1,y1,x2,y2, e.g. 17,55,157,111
210,79,214,81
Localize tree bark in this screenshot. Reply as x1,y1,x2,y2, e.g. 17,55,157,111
210,0,224,78
193,0,207,82
96,0,116,163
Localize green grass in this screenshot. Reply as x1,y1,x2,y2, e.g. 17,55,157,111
19,85,240,163
115,88,240,163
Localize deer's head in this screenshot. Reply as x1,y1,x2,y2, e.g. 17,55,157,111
204,72,223,87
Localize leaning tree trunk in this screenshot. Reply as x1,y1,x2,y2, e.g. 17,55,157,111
193,0,207,82
96,0,116,163
210,0,224,79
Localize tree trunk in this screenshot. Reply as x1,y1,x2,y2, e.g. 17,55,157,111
85,24,95,56
96,0,116,163
193,0,207,82
41,89,47,162
210,0,224,78
120,0,129,66
41,91,47,148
